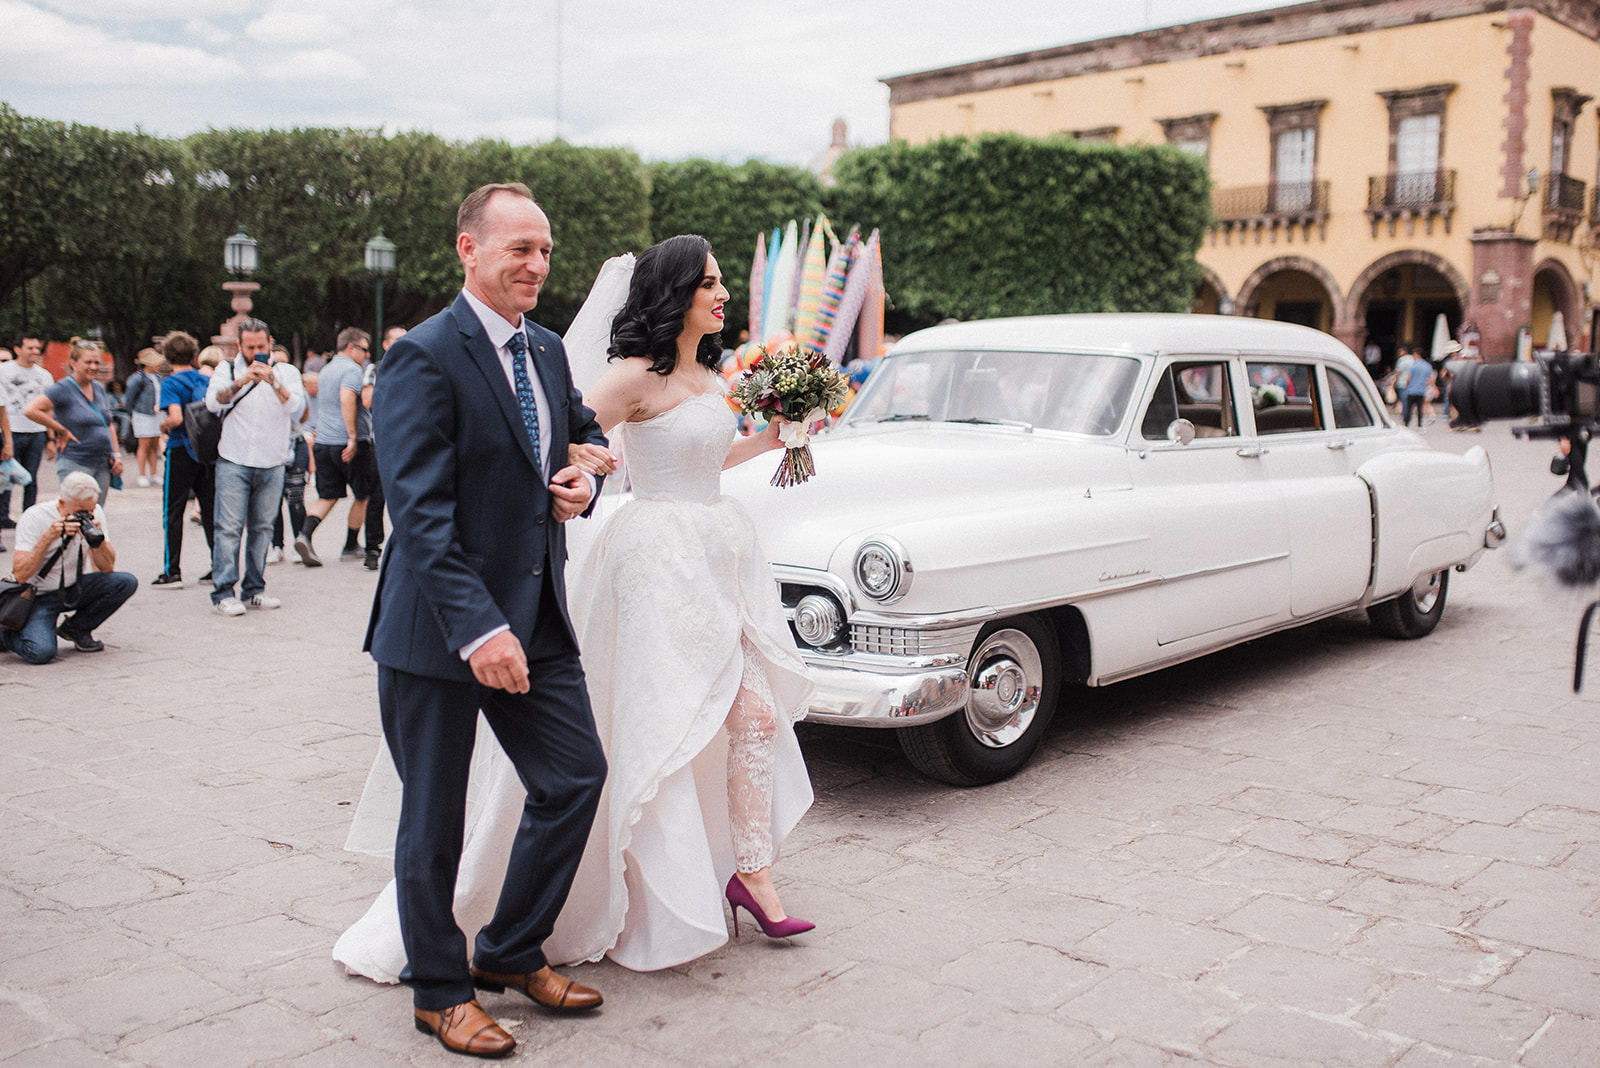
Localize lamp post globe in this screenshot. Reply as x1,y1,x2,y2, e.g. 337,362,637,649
224,227,259,277
365,230,398,358
216,227,262,358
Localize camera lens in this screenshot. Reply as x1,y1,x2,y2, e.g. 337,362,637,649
1450,361,1541,424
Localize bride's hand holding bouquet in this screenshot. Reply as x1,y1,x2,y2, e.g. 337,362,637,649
729,341,850,487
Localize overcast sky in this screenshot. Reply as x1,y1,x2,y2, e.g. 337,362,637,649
1,0,1284,166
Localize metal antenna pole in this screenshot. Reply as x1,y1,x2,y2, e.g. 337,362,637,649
554,0,563,140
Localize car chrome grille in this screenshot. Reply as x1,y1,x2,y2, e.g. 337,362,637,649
850,624,976,659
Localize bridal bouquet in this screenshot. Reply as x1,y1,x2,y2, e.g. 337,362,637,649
730,341,850,487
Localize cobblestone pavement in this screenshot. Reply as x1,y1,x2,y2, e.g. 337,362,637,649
3,419,1599,1066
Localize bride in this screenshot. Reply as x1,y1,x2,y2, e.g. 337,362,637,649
334,234,815,979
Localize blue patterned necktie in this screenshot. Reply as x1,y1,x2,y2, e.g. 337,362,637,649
506,330,542,471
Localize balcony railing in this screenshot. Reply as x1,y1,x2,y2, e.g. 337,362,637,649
1365,169,1456,236
1368,169,1455,209
1543,172,1588,242
1210,180,1330,243
1213,180,1330,219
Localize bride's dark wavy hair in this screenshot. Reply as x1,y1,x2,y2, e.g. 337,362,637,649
608,234,722,376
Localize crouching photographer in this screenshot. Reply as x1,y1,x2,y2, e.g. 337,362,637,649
1,471,137,664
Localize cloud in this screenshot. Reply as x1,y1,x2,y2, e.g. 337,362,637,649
0,0,243,86
38,0,250,20
245,8,342,47
260,48,367,83
185,18,235,48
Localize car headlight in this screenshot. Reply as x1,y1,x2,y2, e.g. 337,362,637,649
793,593,846,647
853,536,912,603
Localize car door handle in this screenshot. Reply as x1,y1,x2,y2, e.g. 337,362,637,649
1326,439,1353,450
1236,445,1266,458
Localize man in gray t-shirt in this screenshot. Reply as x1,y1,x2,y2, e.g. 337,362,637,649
294,328,376,567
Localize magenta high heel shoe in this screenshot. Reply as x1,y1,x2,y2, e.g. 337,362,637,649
725,875,816,939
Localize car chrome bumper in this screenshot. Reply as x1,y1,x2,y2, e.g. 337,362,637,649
797,654,971,728
1485,507,1507,549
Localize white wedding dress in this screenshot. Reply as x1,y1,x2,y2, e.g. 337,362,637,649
332,391,815,977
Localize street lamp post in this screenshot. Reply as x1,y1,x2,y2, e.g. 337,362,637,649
214,227,261,358
364,230,397,359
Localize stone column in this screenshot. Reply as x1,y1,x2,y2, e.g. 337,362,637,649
212,281,261,359
1465,232,1534,363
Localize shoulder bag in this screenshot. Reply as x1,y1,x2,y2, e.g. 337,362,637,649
183,365,255,464
0,543,67,630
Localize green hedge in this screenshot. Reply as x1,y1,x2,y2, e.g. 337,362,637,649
826,133,1210,325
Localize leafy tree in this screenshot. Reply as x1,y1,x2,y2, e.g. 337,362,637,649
648,159,825,342
827,134,1210,325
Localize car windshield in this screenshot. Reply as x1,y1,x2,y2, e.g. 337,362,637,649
843,349,1142,436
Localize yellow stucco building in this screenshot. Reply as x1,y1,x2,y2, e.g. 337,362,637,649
884,0,1600,365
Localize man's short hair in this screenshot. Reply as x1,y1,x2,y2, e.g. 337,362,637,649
163,332,199,366
337,327,371,352
12,333,40,348
59,471,100,505
237,318,271,339
457,183,536,238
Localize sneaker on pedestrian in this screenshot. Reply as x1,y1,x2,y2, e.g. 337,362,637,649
246,593,281,610
294,533,322,567
137,476,151,488
341,546,363,561
266,547,284,565
214,596,246,617
55,625,105,653
151,571,184,589
0,516,15,529
200,570,213,583
364,548,381,571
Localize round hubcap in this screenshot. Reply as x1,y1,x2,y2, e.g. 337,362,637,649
1411,571,1442,614
965,628,1043,748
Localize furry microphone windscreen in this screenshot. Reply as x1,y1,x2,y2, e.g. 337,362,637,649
1512,488,1600,587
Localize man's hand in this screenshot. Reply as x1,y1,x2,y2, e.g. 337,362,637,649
468,630,529,693
548,464,593,522
109,455,124,476
241,361,274,384
341,440,357,463
568,443,617,476
1,440,11,462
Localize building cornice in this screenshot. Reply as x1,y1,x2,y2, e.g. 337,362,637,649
883,0,1600,106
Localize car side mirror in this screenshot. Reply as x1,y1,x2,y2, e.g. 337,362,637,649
1166,418,1196,446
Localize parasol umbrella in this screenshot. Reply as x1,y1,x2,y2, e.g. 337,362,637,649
1548,310,1569,351
807,224,859,349
825,228,879,364
747,232,766,345
857,232,885,362
1428,313,1452,362
793,215,829,343
761,226,781,334
763,219,800,343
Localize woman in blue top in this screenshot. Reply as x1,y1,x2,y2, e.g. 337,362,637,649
23,340,123,504
151,332,215,589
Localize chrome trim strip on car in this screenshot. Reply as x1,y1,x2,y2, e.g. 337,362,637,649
1093,598,1369,685
1157,552,1290,585
772,565,856,613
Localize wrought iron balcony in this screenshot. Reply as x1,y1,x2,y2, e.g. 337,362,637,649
1543,172,1587,242
1365,169,1456,236
1210,180,1329,243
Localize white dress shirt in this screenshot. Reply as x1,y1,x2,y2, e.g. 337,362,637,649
456,287,596,661
205,357,308,469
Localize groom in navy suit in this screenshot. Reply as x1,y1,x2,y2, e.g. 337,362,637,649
367,182,611,1058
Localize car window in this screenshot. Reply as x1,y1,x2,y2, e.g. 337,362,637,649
1327,368,1375,428
1142,360,1238,440
845,349,1140,436
1246,361,1323,434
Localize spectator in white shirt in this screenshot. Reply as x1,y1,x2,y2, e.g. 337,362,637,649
204,319,307,616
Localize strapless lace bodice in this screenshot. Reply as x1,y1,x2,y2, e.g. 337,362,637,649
618,393,734,503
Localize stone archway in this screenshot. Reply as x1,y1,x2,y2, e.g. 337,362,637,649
1532,258,1581,349
1228,255,1344,322
1346,250,1471,327
1190,264,1230,315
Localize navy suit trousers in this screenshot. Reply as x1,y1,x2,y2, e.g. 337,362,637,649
379,573,607,1010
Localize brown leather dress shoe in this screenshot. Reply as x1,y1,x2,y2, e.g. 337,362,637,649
471,963,603,1012
413,999,515,1058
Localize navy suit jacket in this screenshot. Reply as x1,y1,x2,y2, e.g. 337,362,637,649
365,293,608,683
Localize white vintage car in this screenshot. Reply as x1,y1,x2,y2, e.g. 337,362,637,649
722,314,1504,786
